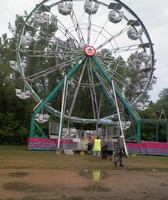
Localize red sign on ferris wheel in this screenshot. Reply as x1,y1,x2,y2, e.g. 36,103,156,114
84,46,96,57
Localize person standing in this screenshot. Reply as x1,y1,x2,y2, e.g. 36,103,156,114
92,136,102,160
90,134,95,141
106,137,114,161
114,135,127,167
90,133,95,150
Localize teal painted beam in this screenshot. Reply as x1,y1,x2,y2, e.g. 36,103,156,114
92,68,116,110
140,119,167,124
166,121,168,143
35,121,47,138
30,115,36,138
29,114,47,138
136,122,141,143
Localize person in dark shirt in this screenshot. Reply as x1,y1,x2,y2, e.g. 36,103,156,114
106,137,114,160
114,135,127,167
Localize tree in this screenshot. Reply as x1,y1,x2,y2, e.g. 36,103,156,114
0,34,16,114
0,18,35,144
154,88,168,118
138,107,157,141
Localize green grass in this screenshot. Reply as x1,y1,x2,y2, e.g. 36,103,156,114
0,145,168,171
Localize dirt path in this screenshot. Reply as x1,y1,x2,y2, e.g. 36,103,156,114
0,169,168,200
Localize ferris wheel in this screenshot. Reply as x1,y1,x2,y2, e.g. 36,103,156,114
11,0,157,139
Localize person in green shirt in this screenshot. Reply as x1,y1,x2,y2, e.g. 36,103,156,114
92,136,102,160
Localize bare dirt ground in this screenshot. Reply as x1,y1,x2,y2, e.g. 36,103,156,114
0,168,168,200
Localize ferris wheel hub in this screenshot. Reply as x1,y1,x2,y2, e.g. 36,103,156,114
84,46,96,57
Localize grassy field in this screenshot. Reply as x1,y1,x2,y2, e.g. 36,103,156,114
0,145,167,171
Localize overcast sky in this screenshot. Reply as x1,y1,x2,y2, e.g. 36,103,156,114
0,0,167,102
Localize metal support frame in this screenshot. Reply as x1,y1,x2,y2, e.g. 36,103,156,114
111,80,128,155
30,54,141,139
91,56,140,123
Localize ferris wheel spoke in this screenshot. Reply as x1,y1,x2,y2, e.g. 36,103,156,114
95,57,143,100
25,23,55,42
92,19,109,47
54,37,72,52
57,19,82,47
24,22,81,59
70,11,86,46
45,8,82,46
87,14,92,45
26,54,83,81
96,25,130,51
25,46,82,60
